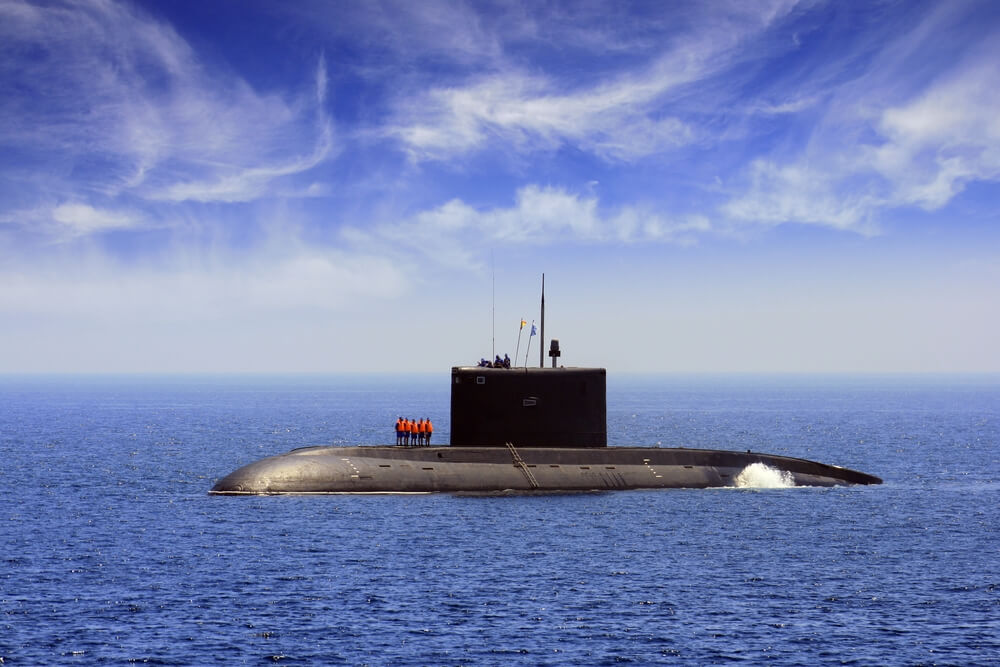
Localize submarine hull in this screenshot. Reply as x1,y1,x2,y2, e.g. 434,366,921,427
210,445,882,495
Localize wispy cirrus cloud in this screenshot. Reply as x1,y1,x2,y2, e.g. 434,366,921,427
871,55,1000,210
0,0,333,218
151,118,335,204
723,5,1000,232
722,160,882,234
387,69,696,162
382,0,801,163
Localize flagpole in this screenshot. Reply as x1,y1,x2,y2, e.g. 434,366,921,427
514,320,525,367
524,319,535,367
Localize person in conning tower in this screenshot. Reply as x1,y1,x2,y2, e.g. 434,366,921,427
503,353,511,368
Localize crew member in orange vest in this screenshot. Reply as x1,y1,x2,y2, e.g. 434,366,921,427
424,418,433,446
417,418,426,446
395,417,404,445
403,418,412,446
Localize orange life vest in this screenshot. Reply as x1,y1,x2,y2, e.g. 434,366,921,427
426,420,433,433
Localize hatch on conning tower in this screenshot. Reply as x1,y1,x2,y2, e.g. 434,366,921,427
450,365,607,448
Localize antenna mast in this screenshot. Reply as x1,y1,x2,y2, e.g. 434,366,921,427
539,273,545,368
491,251,495,361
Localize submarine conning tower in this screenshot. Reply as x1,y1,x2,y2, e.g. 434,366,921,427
450,364,607,448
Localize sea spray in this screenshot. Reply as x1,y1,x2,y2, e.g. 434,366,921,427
734,462,796,488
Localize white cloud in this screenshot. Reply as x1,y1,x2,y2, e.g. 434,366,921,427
750,97,818,115
347,185,714,269
50,203,140,238
0,242,414,372
871,58,1000,210
0,248,407,320
723,12,1000,231
1,202,144,241
388,66,698,162
611,208,711,243
0,0,333,210
384,2,799,162
152,120,335,203
722,160,881,233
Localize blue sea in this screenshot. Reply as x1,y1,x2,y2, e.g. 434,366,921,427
2,374,998,665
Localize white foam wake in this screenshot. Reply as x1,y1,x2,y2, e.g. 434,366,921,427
734,462,796,488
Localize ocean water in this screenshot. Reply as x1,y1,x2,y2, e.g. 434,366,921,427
2,373,998,665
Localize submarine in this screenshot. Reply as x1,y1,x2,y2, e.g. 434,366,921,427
210,340,882,494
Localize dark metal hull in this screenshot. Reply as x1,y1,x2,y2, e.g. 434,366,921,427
209,445,882,495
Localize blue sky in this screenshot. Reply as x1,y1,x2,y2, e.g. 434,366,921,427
1,0,998,373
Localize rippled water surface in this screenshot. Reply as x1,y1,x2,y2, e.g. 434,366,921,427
2,374,998,664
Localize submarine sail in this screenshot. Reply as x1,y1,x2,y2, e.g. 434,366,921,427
450,366,605,448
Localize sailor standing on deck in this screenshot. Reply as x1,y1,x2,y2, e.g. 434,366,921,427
418,418,427,446
395,417,404,446
425,418,433,446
